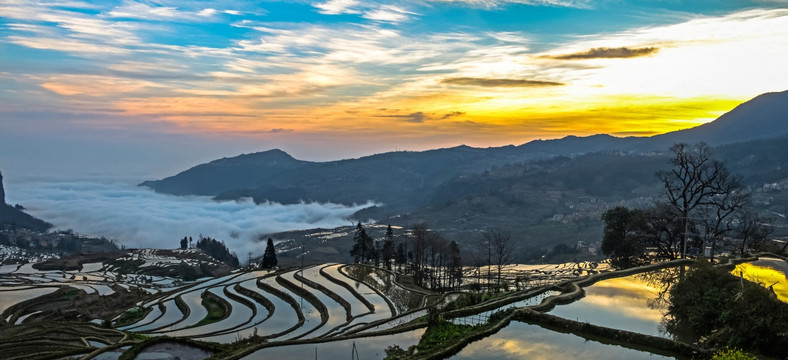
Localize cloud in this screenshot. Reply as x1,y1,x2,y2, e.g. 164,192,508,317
362,5,417,22
441,111,465,119
106,1,210,21
374,111,427,123
427,0,591,9
313,0,360,15
40,74,161,96
442,77,564,87
7,36,130,55
547,46,659,60
8,180,374,259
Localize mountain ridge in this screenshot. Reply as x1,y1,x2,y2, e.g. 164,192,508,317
140,90,788,213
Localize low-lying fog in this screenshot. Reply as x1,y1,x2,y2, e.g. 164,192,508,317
6,178,374,258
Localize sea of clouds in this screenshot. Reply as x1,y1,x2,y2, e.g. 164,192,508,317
6,179,374,260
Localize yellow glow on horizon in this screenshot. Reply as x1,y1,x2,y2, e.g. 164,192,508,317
23,8,787,147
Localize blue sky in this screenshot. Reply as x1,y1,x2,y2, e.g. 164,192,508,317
1,0,787,179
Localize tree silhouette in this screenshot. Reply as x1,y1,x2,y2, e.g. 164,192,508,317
381,224,395,270
0,170,5,205
350,222,374,263
484,228,513,292
601,207,647,268
261,238,278,269
656,142,740,258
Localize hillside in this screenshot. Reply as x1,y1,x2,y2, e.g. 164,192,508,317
141,91,788,208
141,91,788,256
0,171,52,232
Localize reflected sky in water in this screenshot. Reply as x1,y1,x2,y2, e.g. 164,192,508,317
548,271,671,338
450,321,671,360
733,258,788,302
242,328,424,360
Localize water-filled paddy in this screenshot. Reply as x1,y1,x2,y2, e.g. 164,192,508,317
342,265,422,313
261,273,322,340
307,264,369,316
159,290,207,332
733,257,788,302
242,328,425,360
238,278,298,336
326,265,392,319
0,287,58,313
282,268,347,338
548,268,676,337
450,320,673,360
133,299,184,332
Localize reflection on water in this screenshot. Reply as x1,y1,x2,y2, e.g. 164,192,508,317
732,258,788,303
449,321,672,360
548,268,678,338
242,328,425,360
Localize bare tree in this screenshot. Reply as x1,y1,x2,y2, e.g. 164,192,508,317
699,180,746,261
483,228,513,292
643,203,683,260
656,143,741,258
732,211,773,255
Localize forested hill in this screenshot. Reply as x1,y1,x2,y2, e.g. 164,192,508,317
140,90,788,215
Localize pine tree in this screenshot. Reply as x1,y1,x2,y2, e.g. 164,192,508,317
382,224,395,270
350,222,369,263
262,238,278,269
395,242,407,272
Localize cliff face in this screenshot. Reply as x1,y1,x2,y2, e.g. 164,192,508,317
0,170,5,205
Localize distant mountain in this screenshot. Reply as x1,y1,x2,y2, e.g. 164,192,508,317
0,171,52,232
139,149,309,196
141,90,788,216
643,90,788,149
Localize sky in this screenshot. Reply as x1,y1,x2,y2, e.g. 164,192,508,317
1,0,788,179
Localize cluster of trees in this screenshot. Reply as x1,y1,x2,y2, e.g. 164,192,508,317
350,223,462,291
407,223,463,291
195,236,240,268
179,236,193,250
350,223,407,270
602,143,773,268
665,262,788,357
469,229,514,292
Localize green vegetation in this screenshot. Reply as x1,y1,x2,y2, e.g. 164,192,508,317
125,332,149,341
444,292,492,311
195,295,228,327
712,348,759,360
416,320,477,353
61,288,81,300
196,236,240,268
114,306,145,328
665,262,788,357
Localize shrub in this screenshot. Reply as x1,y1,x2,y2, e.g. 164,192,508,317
712,348,758,360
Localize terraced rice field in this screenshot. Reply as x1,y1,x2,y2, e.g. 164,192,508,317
1,257,582,359
111,263,433,344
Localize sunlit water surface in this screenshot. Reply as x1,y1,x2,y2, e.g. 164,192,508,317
732,258,788,302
